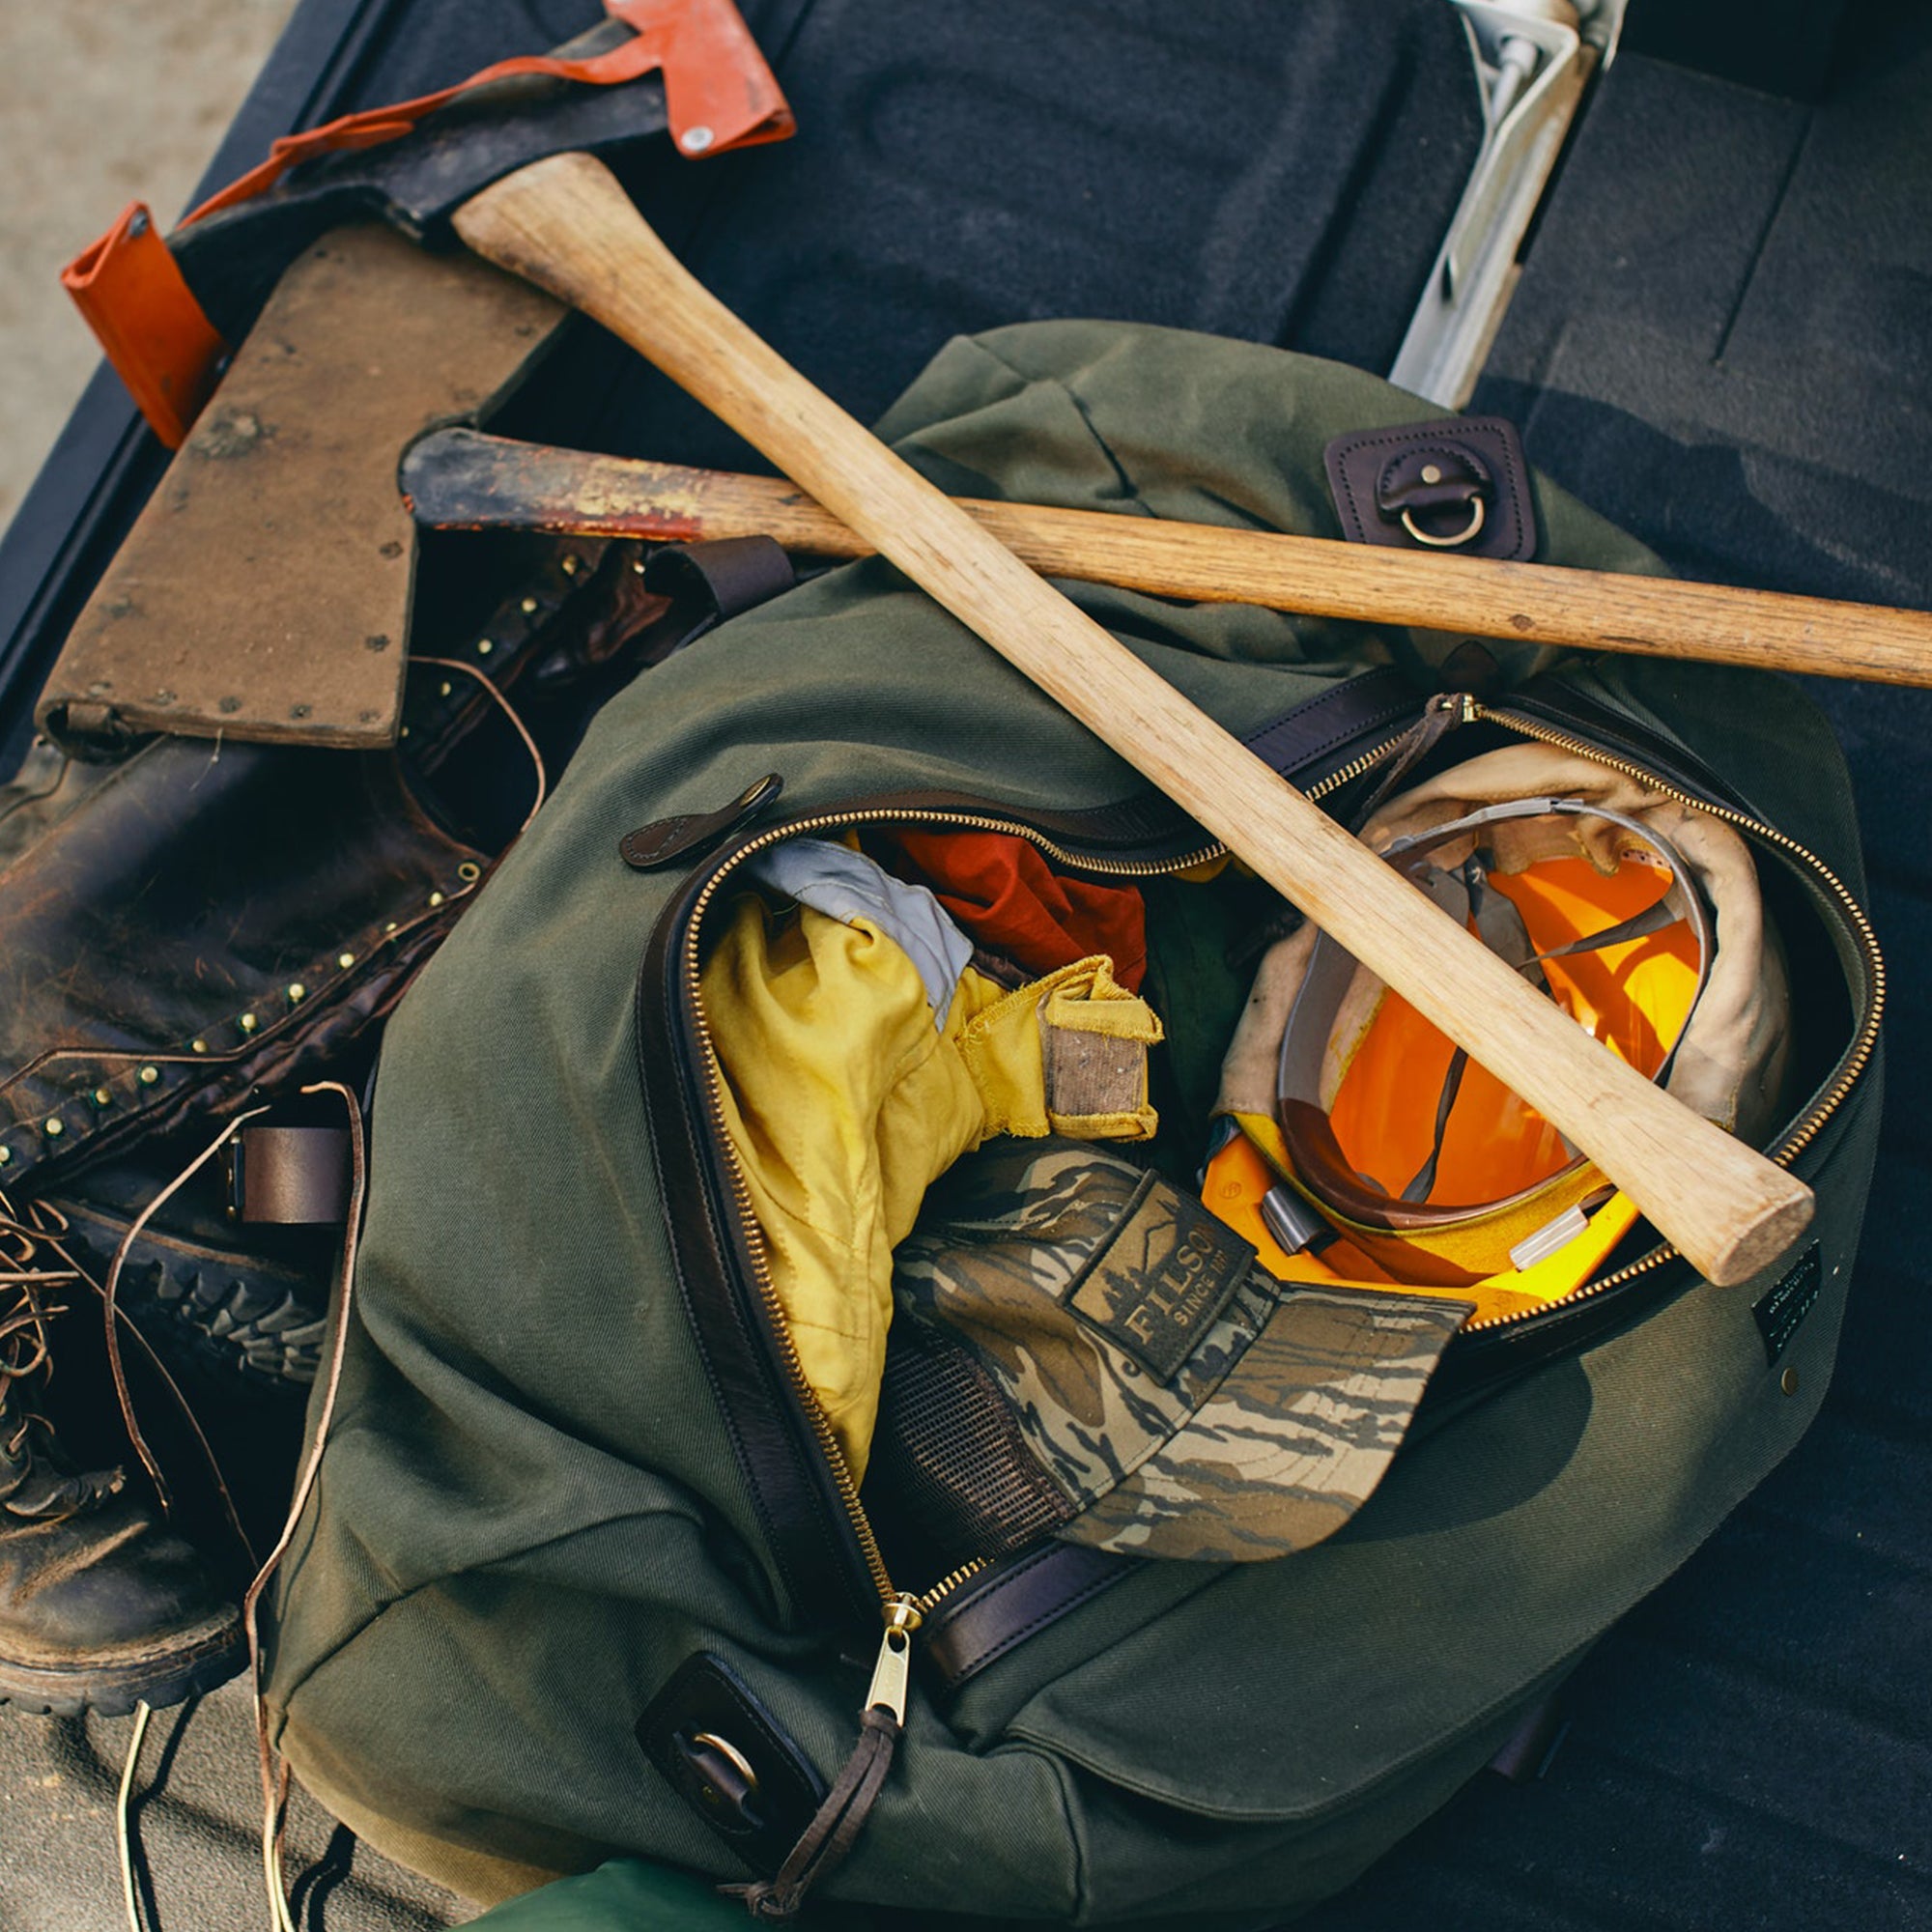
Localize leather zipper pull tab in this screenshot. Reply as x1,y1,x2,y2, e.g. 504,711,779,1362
620,772,783,871
1348,692,1469,828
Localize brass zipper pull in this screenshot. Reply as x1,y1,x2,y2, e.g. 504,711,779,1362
727,1594,924,1920
1347,690,1472,828
864,1594,923,1724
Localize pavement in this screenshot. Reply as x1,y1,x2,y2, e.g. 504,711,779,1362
0,0,295,536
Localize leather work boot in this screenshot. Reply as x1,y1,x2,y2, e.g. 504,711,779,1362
0,1286,243,1718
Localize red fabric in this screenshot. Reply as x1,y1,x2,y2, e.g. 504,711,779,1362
883,831,1147,992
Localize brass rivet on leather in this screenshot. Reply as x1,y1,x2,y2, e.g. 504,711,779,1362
287,982,307,1004
1780,1367,1801,1396
92,1088,112,1107
438,680,453,698
384,922,399,935
476,638,495,656
337,952,356,970
561,555,580,575
191,1037,209,1053
43,1118,63,1139
0,1148,12,1165
521,597,538,615
240,1013,258,1034
138,1065,159,1086
429,892,445,908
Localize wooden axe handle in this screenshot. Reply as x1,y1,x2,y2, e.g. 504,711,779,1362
453,152,1812,1288
412,433,1932,690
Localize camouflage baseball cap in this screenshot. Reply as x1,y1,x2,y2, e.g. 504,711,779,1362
874,1139,1469,1564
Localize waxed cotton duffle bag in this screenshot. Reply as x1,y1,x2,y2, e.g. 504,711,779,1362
263,321,1882,1927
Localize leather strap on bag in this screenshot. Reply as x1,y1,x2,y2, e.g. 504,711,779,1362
721,1708,902,1921
923,1542,1136,1690
61,0,793,447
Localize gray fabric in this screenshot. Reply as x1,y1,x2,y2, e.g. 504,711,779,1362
747,838,974,1028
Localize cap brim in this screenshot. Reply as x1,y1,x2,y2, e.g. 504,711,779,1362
1054,1283,1468,1562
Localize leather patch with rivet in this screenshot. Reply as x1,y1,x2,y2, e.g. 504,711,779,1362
637,1653,825,1875
1323,415,1537,561
1753,1241,1822,1366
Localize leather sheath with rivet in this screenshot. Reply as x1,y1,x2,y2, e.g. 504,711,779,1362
38,227,566,755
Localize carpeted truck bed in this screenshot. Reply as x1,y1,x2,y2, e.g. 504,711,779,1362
0,2,1924,1925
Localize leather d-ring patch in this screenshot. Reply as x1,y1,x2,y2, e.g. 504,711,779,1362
1323,415,1537,561
637,1653,827,1876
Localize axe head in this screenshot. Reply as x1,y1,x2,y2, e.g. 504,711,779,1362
176,22,673,340
40,229,566,754
43,4,790,754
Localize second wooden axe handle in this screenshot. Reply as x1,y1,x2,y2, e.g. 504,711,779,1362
405,431,1932,691
453,152,1812,1289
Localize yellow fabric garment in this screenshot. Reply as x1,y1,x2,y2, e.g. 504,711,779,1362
702,892,1161,1478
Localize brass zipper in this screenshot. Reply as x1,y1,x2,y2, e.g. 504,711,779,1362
1459,702,1887,1333
676,697,1879,1610
680,806,1258,1618
1307,738,1412,807
678,735,1414,1625
860,1562,1003,1724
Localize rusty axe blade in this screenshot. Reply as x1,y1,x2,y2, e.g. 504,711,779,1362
39,19,689,757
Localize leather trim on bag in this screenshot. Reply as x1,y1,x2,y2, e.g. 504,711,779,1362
1240,667,1416,786
1324,416,1537,561
637,1653,828,1876
1509,679,1759,819
923,1542,1136,1691
622,774,785,871
637,867,881,1630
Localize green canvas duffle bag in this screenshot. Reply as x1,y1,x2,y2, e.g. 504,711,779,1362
264,321,1882,1925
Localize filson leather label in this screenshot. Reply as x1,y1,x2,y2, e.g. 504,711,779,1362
1753,1241,1823,1365
1064,1172,1255,1381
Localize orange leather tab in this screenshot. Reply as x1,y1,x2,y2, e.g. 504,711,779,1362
608,0,795,156
60,203,229,448
62,0,792,444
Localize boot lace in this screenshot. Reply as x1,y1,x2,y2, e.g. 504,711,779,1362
0,1204,119,1520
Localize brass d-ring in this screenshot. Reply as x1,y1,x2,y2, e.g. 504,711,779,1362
691,1731,762,1796
1401,497,1486,549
